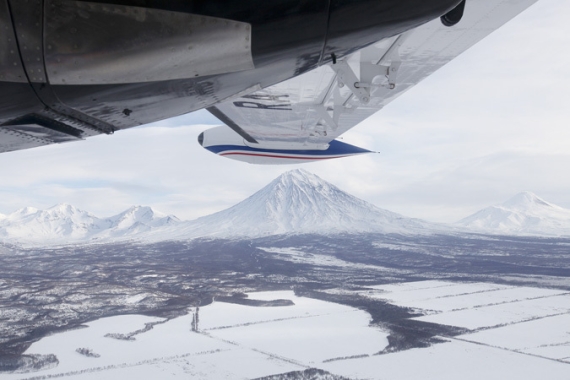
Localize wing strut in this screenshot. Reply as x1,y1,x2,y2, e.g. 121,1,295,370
330,32,411,103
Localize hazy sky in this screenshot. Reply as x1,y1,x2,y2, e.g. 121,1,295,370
1,0,569,223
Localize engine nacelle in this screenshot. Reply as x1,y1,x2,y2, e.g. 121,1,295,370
198,126,371,165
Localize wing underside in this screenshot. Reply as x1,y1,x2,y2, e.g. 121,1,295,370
208,0,538,149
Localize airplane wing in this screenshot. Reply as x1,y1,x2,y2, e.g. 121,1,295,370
201,0,538,164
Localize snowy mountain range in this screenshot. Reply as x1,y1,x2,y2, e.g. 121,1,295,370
1,170,569,247
0,204,179,246
457,191,570,236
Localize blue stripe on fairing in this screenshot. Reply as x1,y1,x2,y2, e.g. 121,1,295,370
205,139,371,156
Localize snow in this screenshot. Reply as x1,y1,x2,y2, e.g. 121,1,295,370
367,280,459,292
203,291,389,364
414,293,570,330
207,312,387,365
0,204,179,246
0,170,446,247
461,313,570,361
0,203,108,242
0,169,455,247
3,312,301,380
200,291,350,330
321,339,570,380
321,280,570,379
5,282,570,379
457,191,570,236
258,247,394,272
364,282,567,313
368,282,509,303
140,169,446,242
124,294,148,304
105,206,180,232
5,290,386,379
2,173,570,247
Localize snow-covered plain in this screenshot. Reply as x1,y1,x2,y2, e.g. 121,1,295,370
5,291,387,380
463,313,570,360
321,281,570,379
414,293,570,329
374,281,570,331
200,291,353,330
322,338,570,380
362,280,568,313
4,282,570,379
203,291,388,365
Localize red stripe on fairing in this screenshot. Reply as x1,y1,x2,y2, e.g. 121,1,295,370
219,152,351,160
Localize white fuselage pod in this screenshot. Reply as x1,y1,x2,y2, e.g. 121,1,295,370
198,126,371,165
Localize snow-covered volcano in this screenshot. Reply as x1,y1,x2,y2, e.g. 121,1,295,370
457,192,570,236
147,169,443,241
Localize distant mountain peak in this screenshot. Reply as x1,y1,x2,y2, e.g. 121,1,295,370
279,168,319,180
107,205,179,231
162,169,439,240
271,169,328,189
49,202,74,209
118,205,164,218
266,170,337,200
501,191,557,210
12,206,39,217
457,192,570,236
0,203,180,246
45,203,90,216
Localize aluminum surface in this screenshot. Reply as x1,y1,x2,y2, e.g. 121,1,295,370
0,126,50,153
44,0,254,85
0,0,28,83
8,0,46,83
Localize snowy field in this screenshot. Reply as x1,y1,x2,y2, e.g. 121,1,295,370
414,292,570,329
4,291,388,380
362,280,568,314
321,281,570,379
460,313,570,361
5,282,570,379
321,338,570,380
